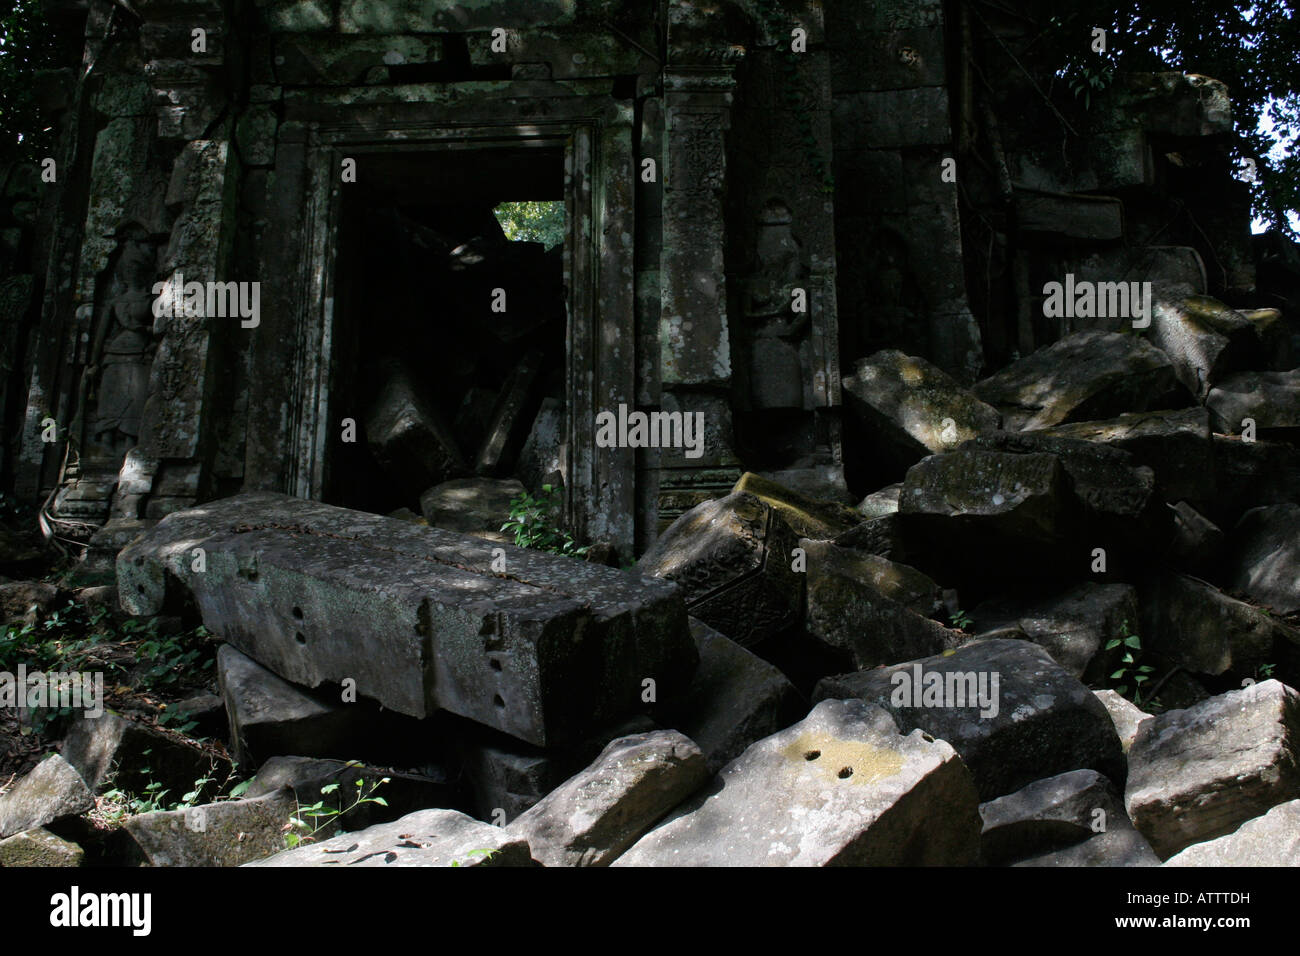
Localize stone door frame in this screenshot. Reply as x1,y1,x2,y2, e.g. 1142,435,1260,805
282,85,636,551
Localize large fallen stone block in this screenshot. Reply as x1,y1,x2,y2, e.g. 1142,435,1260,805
1148,298,1243,400
1125,679,1300,858
0,827,85,866
218,644,382,768
475,350,542,476
1166,501,1224,574
857,482,902,519
799,538,955,670
612,699,982,866
661,618,805,774
1093,690,1151,754
248,807,534,867
842,349,1000,471
1210,435,1300,525
61,711,230,799
1207,369,1300,434
1226,503,1300,615
419,477,525,544
118,493,697,749
506,730,708,867
900,449,1071,544
730,472,861,539
124,789,297,867
1138,572,1297,679
973,331,1183,431
814,639,1124,800
1048,407,1214,502
972,583,1139,682
364,361,468,495
980,769,1158,867
1164,799,1300,867
637,491,802,648
0,754,94,839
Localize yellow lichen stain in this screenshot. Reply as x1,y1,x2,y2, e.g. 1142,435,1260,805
780,732,904,785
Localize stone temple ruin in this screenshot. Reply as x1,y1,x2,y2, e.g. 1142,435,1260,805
3,0,1300,869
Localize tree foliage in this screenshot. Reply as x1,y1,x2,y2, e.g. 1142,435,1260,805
0,0,60,164
493,200,565,250
1036,0,1299,235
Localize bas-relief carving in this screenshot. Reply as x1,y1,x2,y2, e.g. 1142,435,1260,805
743,199,808,411
82,226,162,466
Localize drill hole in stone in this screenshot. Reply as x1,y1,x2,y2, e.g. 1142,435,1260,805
804,750,820,761
295,632,307,645
490,658,502,671
292,606,304,620
838,766,853,779
493,694,505,708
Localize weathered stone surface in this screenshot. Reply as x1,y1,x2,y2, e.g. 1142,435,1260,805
1226,503,1300,615
365,362,468,496
120,493,696,748
419,476,525,543
971,583,1139,682
1048,408,1214,502
814,639,1125,800
1017,190,1123,241
0,754,94,839
249,808,534,867
973,331,1182,431
62,712,228,798
900,449,1071,544
613,699,982,866
857,482,902,518
1138,572,1296,679
218,645,377,768
245,756,455,828
0,827,84,867
507,730,707,867
832,512,912,562
730,472,861,539
637,492,802,648
661,618,804,775
1166,501,1224,574
980,769,1157,867
516,397,564,495
1148,299,1242,401
842,350,1000,469
1211,436,1300,524
1094,690,1152,754
800,538,955,670
1164,799,1300,866
124,789,297,867
0,580,59,623
1207,369,1300,434
475,351,542,476
1126,680,1300,858
1013,824,1161,867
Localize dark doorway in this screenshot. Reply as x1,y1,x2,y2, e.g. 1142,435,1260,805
326,147,567,517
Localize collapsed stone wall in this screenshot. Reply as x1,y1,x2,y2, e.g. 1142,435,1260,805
0,0,1288,571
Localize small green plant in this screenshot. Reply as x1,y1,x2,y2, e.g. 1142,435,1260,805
1256,662,1277,680
949,609,974,631
1105,620,1156,705
285,772,389,849
96,755,247,827
501,484,589,557
451,848,499,867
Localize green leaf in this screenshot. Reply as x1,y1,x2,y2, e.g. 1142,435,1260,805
320,783,340,795
1124,635,1142,648
1104,638,1122,650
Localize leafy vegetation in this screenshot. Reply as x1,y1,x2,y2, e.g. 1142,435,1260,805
95,756,249,827
501,484,589,557
492,200,565,250
451,847,500,866
0,0,60,163
285,772,389,849
0,598,214,697
949,609,975,631
1039,0,1300,235
1104,620,1156,705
